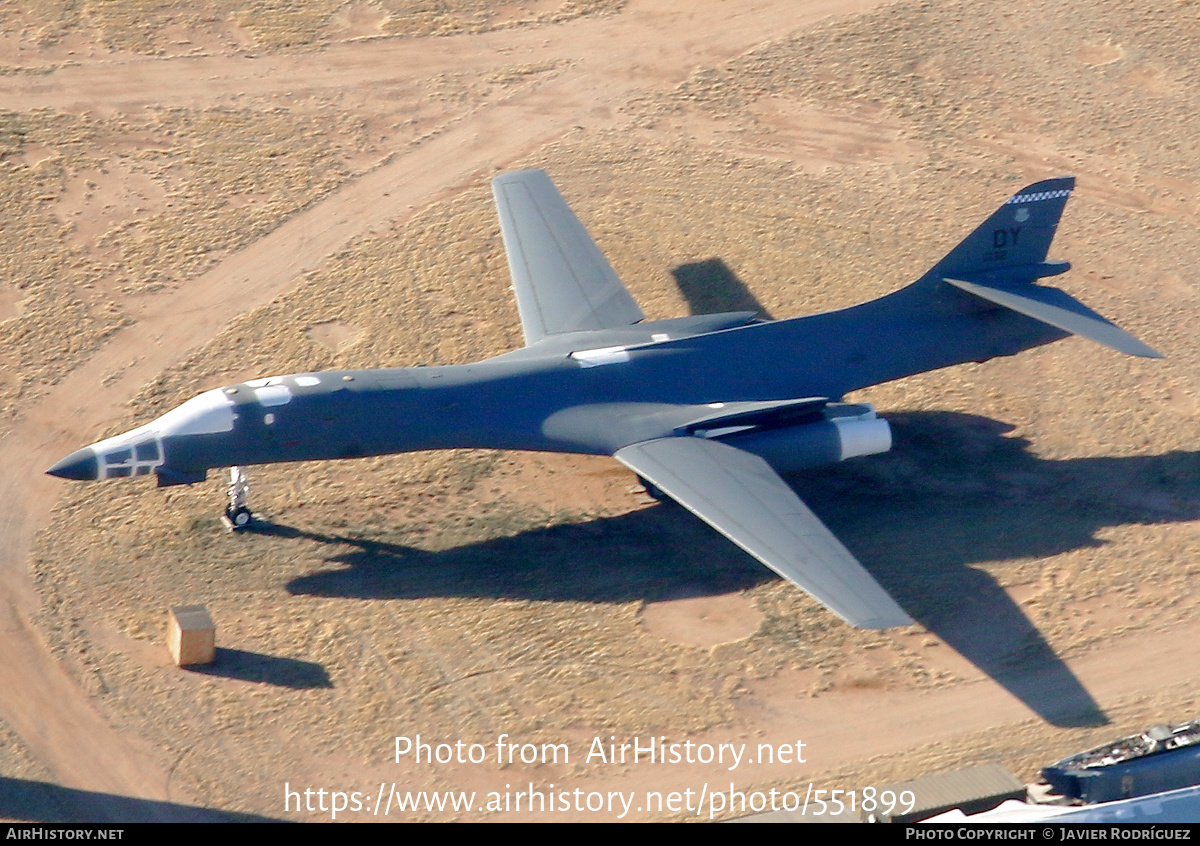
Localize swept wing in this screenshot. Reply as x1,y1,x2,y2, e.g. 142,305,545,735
614,436,912,629
492,169,644,344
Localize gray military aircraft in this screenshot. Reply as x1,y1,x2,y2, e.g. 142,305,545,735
48,170,1161,629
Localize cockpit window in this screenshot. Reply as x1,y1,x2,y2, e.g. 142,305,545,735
100,438,165,479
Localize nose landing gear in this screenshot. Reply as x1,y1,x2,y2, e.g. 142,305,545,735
223,466,253,530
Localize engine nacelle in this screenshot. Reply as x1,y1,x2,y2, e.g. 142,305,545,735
717,403,891,475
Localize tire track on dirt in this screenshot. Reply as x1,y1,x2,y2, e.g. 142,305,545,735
0,0,891,112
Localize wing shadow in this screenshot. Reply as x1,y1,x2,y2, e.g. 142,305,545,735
786,411,1200,728
671,258,775,319
266,411,1200,728
0,775,282,823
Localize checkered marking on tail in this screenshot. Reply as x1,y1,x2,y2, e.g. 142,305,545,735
1004,188,1072,204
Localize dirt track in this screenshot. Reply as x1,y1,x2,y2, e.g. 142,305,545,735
1,0,1199,822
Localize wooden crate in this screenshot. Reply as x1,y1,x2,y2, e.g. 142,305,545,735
167,605,215,666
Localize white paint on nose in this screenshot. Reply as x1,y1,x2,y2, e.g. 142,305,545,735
154,389,237,436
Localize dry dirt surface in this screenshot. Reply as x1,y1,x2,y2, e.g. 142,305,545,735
0,0,1198,824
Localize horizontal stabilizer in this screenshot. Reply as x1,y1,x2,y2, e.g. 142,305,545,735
615,436,913,629
945,277,1163,359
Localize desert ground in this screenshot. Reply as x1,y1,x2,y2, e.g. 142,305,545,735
0,0,1198,823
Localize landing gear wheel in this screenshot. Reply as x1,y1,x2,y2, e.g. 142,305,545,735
223,466,252,530
225,505,253,529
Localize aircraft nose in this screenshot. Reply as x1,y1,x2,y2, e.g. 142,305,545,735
46,448,98,481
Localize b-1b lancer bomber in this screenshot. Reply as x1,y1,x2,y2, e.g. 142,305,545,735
48,170,1161,629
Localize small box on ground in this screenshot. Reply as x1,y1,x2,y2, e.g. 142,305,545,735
168,605,216,666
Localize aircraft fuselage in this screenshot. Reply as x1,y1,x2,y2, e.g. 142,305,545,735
48,293,1065,486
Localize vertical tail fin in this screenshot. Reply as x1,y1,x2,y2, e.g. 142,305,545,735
927,176,1161,358
929,176,1075,280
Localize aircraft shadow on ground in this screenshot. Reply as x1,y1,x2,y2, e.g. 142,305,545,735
788,411,1200,729
0,775,282,823
185,647,332,689
671,258,775,320
271,411,1200,729
266,512,772,605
